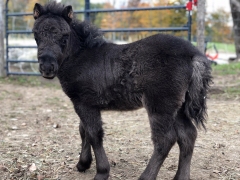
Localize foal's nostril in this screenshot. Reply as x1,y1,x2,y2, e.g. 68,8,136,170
51,64,54,71
39,63,44,71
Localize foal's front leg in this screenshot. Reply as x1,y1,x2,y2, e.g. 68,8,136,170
74,103,110,180
77,122,93,171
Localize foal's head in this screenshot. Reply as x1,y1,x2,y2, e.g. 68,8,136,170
32,2,73,79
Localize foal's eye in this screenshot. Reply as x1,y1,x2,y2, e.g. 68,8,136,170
60,35,69,50
62,39,67,44
61,35,69,45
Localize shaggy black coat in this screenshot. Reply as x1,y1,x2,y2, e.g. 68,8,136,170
32,2,212,180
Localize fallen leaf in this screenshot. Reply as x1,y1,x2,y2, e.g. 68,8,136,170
213,169,221,174
210,172,219,178
10,118,18,121
29,163,37,172
37,174,44,180
68,164,76,169
67,157,73,161
58,149,64,153
53,123,61,128
61,161,66,166
11,126,18,130
45,116,50,121
0,165,7,172
110,160,116,167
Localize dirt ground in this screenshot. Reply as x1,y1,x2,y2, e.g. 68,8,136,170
0,75,240,180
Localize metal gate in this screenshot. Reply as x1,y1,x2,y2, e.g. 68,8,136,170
5,0,193,76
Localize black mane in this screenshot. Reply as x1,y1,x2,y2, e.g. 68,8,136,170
41,1,106,49
71,20,106,49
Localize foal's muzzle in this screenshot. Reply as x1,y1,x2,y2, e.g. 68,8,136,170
38,54,58,79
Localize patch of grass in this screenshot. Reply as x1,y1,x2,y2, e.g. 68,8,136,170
9,114,17,118
207,42,235,53
191,42,235,53
211,86,240,100
210,84,240,100
45,97,61,105
0,76,60,88
225,85,240,95
212,62,240,75
0,76,39,86
0,90,9,101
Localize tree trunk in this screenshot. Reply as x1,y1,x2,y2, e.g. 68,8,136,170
197,0,206,54
230,0,240,60
0,0,6,77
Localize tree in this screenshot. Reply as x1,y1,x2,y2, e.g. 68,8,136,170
0,0,5,76
196,0,205,53
230,0,240,60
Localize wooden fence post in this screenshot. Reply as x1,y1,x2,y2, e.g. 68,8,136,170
230,0,240,61
197,0,206,54
0,0,6,77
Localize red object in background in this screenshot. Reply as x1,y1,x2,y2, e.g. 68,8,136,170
186,1,193,11
186,0,198,11
206,53,218,61
194,0,198,6
206,44,219,61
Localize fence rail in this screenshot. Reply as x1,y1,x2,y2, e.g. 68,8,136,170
5,0,193,76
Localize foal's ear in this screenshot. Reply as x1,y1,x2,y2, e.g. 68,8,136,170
33,3,44,20
62,5,73,23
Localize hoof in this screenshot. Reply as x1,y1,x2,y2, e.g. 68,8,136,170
94,173,109,180
173,176,190,180
76,161,92,172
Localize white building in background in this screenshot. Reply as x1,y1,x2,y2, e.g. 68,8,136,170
206,0,231,13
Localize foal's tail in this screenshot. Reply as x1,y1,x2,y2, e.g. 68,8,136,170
184,55,212,129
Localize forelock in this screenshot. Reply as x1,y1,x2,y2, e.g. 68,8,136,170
41,1,66,17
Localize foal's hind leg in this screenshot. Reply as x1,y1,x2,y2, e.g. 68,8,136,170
139,95,179,180
76,122,92,171
173,109,197,180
